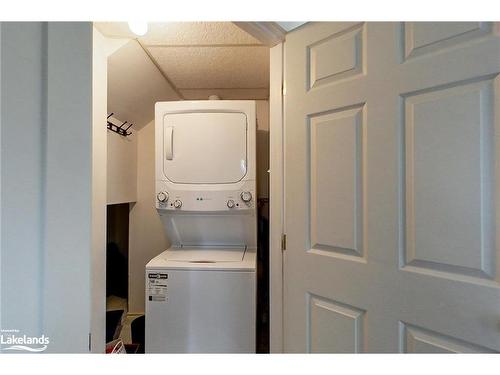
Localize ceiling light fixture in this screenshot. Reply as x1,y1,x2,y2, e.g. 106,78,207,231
128,21,148,37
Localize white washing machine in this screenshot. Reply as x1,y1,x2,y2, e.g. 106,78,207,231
145,100,257,353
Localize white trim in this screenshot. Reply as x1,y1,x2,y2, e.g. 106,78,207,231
269,42,284,352
276,22,307,32
90,26,108,353
233,22,286,47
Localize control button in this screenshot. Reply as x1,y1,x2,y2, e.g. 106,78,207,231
157,191,169,202
227,199,235,208
240,191,252,203
173,199,182,209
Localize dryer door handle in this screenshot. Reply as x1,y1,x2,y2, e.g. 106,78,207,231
165,126,173,160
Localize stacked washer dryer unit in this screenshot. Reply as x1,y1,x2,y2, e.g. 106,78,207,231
145,100,257,353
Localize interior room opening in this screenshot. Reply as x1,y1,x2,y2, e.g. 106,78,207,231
96,21,270,353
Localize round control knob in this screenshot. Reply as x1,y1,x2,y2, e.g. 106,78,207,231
240,191,252,203
157,191,169,202
227,199,235,208
173,199,182,209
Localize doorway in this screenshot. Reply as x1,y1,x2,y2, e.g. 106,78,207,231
94,21,271,353
105,203,130,344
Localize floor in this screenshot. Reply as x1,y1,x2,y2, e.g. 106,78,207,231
106,294,127,311
106,295,140,345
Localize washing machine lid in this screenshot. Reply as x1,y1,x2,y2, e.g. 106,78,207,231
146,247,256,271
162,111,247,184
165,247,244,262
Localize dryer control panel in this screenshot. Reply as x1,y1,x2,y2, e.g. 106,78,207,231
156,188,255,212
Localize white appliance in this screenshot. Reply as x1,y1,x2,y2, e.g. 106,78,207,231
145,100,257,353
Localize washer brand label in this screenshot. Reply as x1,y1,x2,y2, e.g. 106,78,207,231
148,273,168,302
148,273,168,279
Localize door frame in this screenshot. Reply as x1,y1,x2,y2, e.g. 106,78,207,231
269,42,284,353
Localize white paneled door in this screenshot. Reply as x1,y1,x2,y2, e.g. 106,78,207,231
283,22,500,353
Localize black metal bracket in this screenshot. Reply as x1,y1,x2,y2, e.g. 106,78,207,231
107,113,133,137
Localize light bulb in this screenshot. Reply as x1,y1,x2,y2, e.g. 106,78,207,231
128,21,148,36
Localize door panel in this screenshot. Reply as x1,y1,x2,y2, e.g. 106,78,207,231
403,22,492,60
309,105,365,258
403,78,496,278
283,22,500,353
308,23,364,89
308,294,366,353
400,323,496,353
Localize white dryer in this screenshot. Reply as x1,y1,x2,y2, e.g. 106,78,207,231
145,100,257,353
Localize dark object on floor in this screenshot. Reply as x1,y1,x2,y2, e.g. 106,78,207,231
106,309,124,343
106,242,128,298
131,315,145,354
124,343,140,354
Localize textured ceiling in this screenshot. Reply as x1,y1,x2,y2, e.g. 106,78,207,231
95,22,270,100
148,46,269,88
141,22,262,45
107,40,180,129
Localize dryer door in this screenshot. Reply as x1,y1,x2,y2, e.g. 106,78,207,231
162,111,247,184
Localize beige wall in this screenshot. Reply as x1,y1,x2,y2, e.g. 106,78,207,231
92,26,130,351
128,100,269,313
128,120,169,314
107,127,137,205
256,100,270,201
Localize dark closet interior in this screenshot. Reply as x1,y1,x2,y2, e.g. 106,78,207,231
106,203,130,345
